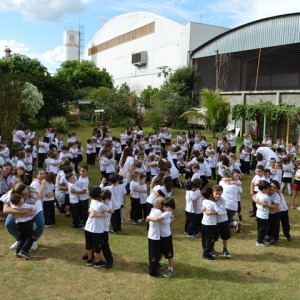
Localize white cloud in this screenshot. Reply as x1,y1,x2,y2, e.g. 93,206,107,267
42,46,63,65
0,0,91,22
208,0,300,26
0,39,29,56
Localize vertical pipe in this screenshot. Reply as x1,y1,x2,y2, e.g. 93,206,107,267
255,48,262,91
286,119,290,146
215,50,219,90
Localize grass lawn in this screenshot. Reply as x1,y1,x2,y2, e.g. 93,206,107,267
1,126,300,300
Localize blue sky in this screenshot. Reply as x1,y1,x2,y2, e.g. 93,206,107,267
1,0,300,73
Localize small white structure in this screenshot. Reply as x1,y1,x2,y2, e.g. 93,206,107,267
84,12,228,92
63,30,80,61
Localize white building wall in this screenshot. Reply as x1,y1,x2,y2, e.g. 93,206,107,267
84,12,227,92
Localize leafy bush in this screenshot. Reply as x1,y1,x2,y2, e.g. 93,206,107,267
50,116,68,133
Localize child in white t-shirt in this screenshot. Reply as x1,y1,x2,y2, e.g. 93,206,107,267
146,197,175,278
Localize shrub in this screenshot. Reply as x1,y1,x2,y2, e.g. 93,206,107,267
50,116,68,133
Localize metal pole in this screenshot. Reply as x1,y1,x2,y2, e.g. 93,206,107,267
215,50,219,90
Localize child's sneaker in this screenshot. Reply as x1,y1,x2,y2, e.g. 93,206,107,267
86,259,93,266
291,203,296,209
234,222,241,233
10,241,18,250
18,251,30,259
30,241,38,251
105,262,113,269
285,236,292,242
163,268,174,278
223,249,231,258
94,261,106,268
157,262,164,269
256,242,269,247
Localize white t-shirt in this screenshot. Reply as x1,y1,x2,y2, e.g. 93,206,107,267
121,156,134,183
160,211,172,238
84,200,107,233
185,190,196,213
29,180,44,215
101,183,126,209
219,180,242,211
44,182,55,201
257,147,279,162
256,192,270,219
77,176,89,201
146,185,162,205
202,199,226,226
269,192,281,214
215,197,228,223
147,208,162,240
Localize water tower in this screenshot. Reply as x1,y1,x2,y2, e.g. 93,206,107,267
63,25,84,61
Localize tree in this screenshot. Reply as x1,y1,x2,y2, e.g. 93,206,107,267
20,82,44,119
180,89,229,137
88,87,133,126
145,93,165,132
55,60,114,91
0,73,25,139
138,86,159,109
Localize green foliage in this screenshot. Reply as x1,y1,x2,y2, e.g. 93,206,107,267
88,87,134,127
55,60,113,91
20,82,44,118
138,85,159,109
50,116,68,133
231,102,300,123
0,73,25,139
145,94,165,131
181,89,229,137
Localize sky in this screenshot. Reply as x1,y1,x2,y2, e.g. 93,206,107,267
1,0,300,74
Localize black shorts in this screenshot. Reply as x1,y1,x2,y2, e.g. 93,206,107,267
282,177,292,183
65,194,70,206
160,235,174,259
216,221,231,241
85,230,101,253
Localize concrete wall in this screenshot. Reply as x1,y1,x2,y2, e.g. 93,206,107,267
221,90,300,140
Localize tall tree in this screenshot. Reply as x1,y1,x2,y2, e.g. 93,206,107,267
55,60,114,91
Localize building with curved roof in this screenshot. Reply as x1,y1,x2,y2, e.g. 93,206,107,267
84,12,227,92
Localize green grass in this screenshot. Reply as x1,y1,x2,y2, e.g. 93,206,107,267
1,126,300,300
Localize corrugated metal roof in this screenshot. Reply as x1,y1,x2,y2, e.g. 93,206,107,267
192,13,300,58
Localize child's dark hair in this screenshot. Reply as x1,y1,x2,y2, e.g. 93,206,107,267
89,186,102,199
271,180,280,189
109,173,120,184
256,165,264,172
232,168,241,174
162,175,173,193
258,180,270,191
140,173,146,180
163,197,176,209
101,189,112,201
185,180,194,191
202,187,213,199
256,152,263,162
10,193,22,206
80,165,89,172
46,172,56,183
192,178,202,189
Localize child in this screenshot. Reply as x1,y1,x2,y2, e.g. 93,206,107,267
184,181,201,237
49,151,61,175
86,139,94,165
100,173,127,233
10,193,35,259
66,173,84,229
201,187,226,260
192,178,203,238
77,166,90,225
146,197,176,278
219,169,242,232
266,180,281,244
279,186,292,241
280,157,294,196
232,169,243,222
139,173,148,222
84,187,113,268
147,197,163,277
43,172,56,227
254,180,272,246
129,171,142,224
10,166,27,188
249,165,266,217
212,185,232,258
291,161,300,209
24,148,33,184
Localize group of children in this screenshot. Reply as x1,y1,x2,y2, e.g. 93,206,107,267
1,125,299,277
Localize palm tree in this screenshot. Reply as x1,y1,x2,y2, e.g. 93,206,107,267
180,89,229,137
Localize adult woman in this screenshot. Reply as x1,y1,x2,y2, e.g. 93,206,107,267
2,179,46,250
187,128,196,159
0,162,13,221
119,147,134,193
